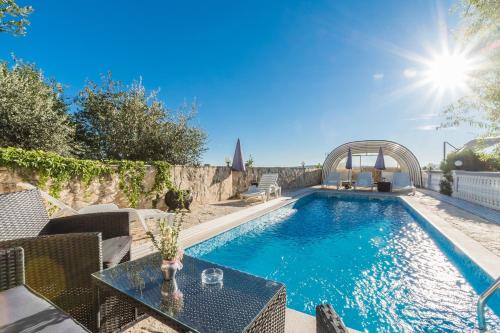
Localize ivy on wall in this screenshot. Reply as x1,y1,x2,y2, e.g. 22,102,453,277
0,147,175,207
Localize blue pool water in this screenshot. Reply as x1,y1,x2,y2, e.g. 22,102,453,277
187,192,500,332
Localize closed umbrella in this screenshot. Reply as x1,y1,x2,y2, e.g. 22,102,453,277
231,138,246,172
374,147,386,184
374,147,386,170
346,148,353,183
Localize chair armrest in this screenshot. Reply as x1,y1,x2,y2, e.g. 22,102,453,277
44,212,130,240
0,247,25,291
0,233,102,331
316,304,349,333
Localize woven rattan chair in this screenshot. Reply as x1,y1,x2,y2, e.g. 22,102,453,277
0,189,136,332
316,304,349,333
0,247,91,332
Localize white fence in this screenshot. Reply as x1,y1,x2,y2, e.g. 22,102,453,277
452,170,500,211
421,171,444,192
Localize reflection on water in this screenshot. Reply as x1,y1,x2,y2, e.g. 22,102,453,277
187,193,500,333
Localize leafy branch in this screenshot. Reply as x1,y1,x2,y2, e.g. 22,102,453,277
0,0,33,36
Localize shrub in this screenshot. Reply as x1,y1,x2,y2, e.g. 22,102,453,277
440,148,499,173
438,147,499,196
0,59,74,155
73,74,206,164
439,174,453,196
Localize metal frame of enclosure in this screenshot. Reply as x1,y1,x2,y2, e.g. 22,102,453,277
322,140,423,187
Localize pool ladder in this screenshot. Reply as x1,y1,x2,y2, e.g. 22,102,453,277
477,277,500,332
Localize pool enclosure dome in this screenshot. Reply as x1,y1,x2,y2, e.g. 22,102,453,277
322,140,423,187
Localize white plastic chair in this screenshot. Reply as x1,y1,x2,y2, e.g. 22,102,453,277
241,173,281,202
323,172,341,189
391,172,416,195
354,172,374,191
382,171,394,182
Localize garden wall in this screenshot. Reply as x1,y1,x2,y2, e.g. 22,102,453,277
0,165,321,209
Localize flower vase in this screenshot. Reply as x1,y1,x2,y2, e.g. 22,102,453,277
161,260,181,281
160,279,184,315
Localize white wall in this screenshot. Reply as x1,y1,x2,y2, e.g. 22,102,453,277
452,171,500,211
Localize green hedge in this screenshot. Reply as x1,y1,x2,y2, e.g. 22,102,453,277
0,147,174,207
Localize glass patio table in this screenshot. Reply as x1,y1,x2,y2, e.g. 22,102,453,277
92,253,286,333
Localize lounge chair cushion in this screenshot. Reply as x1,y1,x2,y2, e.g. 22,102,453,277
0,285,89,333
102,236,132,268
241,186,266,197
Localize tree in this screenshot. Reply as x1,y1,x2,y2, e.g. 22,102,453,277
442,0,499,137
245,154,254,167
438,147,499,195
74,74,206,164
0,0,32,36
440,148,499,173
0,59,74,155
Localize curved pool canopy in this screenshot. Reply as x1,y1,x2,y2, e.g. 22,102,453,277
322,140,423,187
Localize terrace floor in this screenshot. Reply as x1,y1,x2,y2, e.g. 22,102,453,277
127,187,500,333
407,189,500,257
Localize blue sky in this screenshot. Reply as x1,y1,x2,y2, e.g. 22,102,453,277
1,0,480,166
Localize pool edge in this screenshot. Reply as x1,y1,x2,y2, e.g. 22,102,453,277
400,195,500,280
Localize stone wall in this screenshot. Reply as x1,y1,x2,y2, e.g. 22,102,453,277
0,166,321,209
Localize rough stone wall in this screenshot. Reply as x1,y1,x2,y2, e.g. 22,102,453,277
232,167,322,194
0,166,321,208
171,165,234,204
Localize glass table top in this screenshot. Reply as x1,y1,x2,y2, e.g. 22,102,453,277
92,253,284,333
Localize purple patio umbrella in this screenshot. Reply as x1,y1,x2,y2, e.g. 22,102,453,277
374,147,386,170
231,138,246,172
345,147,353,183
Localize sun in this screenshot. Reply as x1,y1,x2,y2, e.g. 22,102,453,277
423,51,472,92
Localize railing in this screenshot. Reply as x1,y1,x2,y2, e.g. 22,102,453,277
477,277,500,331
452,171,500,211
421,170,444,192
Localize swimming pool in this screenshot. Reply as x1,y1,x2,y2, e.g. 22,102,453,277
187,192,500,332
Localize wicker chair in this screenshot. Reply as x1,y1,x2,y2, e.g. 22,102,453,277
0,189,135,332
0,247,91,332
316,304,349,333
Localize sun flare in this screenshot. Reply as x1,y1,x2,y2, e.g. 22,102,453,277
423,52,472,92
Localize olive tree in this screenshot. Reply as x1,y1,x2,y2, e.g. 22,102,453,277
74,74,206,164
0,0,32,36
0,59,74,155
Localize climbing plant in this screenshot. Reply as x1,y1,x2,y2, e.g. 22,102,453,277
150,161,173,195
0,147,110,196
0,147,175,206
115,160,145,208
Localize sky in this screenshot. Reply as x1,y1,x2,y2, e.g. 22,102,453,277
0,0,481,167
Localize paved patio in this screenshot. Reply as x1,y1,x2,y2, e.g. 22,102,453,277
407,190,500,257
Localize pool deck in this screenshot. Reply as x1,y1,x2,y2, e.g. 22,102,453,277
130,186,500,333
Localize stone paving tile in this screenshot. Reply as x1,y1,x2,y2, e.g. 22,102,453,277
419,189,500,224
408,191,500,257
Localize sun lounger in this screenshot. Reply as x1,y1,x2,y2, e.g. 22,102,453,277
391,172,416,195
241,173,281,202
354,172,374,191
322,172,342,189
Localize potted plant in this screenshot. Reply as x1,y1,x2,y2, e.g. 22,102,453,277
164,189,193,211
146,217,183,280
